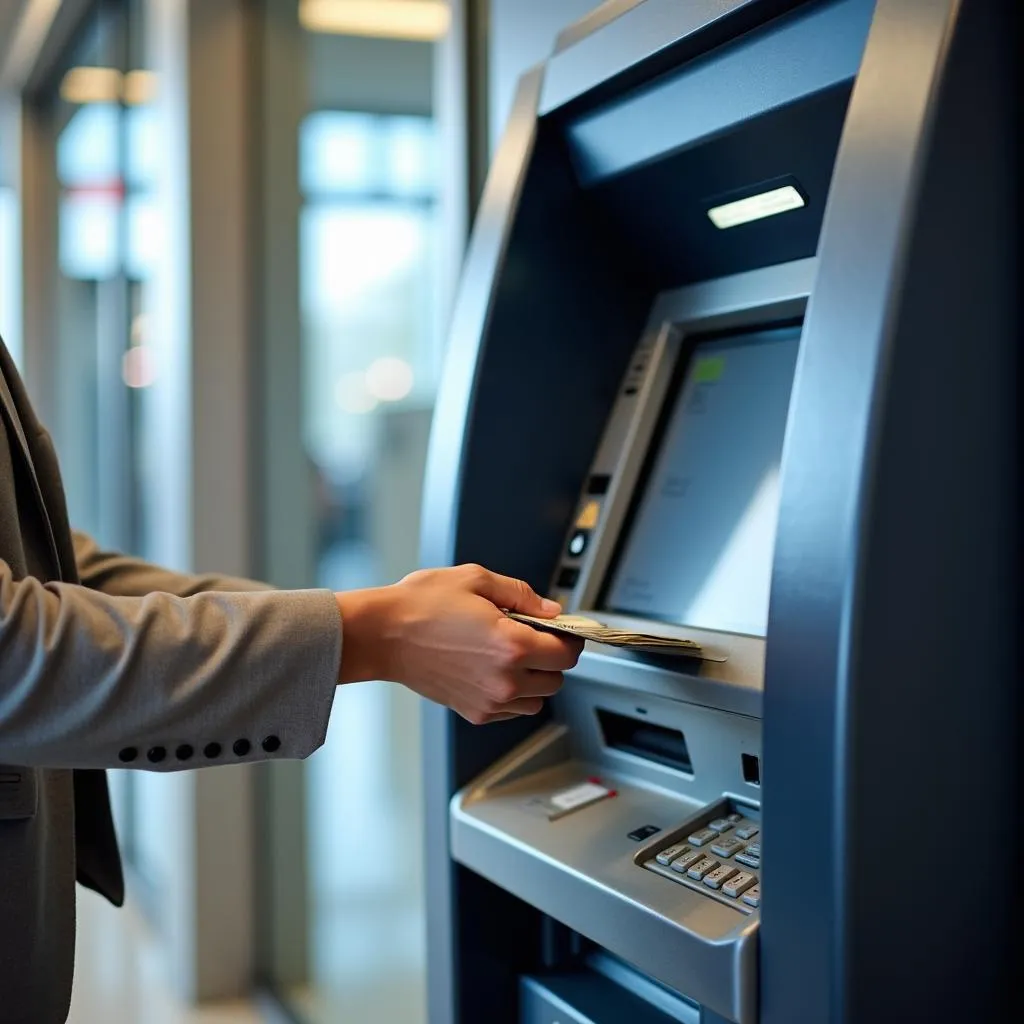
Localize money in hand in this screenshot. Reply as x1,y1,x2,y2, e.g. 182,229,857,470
507,611,705,657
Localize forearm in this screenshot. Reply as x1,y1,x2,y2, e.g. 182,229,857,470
0,564,340,770
72,530,272,597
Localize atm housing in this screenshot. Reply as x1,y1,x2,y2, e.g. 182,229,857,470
420,1,1018,1023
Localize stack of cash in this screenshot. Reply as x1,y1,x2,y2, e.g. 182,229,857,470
507,611,705,657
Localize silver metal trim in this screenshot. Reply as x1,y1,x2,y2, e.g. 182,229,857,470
552,258,815,691
572,321,680,610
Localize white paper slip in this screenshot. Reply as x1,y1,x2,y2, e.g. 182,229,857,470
550,781,609,811
528,778,615,820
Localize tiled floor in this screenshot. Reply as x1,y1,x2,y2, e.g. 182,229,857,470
67,888,265,1024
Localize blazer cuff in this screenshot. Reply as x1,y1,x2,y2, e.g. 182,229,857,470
277,588,343,760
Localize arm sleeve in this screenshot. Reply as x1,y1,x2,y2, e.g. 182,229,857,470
0,553,341,771
72,530,273,597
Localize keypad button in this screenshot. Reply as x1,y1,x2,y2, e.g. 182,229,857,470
175,744,194,761
147,746,166,764
204,742,222,759
723,871,757,898
727,813,742,823
735,823,760,840
687,857,720,880
687,828,718,847
745,842,761,858
742,884,761,908
708,818,733,833
118,747,138,763
262,735,281,753
656,843,691,866
711,836,746,858
670,849,706,873
233,738,251,757
703,864,739,890
735,853,761,869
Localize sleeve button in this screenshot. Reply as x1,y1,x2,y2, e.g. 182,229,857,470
176,744,194,761
204,742,222,759
118,747,138,763
261,735,281,753
147,746,167,764
233,738,251,757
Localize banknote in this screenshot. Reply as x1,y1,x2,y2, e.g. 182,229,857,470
507,611,709,657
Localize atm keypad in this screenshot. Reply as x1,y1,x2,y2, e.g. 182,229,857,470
703,864,738,890
670,849,705,873
655,842,691,866
710,835,745,858
708,815,740,831
723,871,757,898
642,805,762,914
687,828,718,847
687,857,719,880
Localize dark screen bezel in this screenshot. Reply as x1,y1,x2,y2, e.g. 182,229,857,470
595,316,805,632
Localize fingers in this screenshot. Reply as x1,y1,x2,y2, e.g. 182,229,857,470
459,695,546,726
465,565,561,618
459,710,519,725
500,619,584,671
458,668,566,725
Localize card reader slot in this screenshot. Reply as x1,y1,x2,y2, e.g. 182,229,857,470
596,709,692,774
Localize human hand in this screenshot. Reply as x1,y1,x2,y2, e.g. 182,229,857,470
335,564,583,724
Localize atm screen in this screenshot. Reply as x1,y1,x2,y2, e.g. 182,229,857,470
602,323,802,636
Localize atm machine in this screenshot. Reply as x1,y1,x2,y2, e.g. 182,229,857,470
420,1,1018,1022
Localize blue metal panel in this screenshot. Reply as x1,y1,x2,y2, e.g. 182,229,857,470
542,0,840,117
762,0,1017,1021
564,0,873,185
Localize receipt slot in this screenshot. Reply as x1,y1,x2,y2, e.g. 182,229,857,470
421,2,1019,1023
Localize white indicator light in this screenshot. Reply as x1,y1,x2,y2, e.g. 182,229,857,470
707,185,805,229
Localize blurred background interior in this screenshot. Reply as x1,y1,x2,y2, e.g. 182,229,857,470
0,0,601,1021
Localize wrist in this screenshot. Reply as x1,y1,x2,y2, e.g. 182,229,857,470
335,586,396,684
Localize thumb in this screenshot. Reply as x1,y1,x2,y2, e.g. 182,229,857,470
470,569,562,618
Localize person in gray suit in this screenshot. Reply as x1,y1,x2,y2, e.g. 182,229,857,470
0,337,581,1023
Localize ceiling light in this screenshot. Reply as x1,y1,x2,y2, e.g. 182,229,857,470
335,372,378,414
60,66,121,105
58,67,158,106
299,0,451,41
122,346,157,388
707,185,805,230
123,70,158,105
365,357,414,401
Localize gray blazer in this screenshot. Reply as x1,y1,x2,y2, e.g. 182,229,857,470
0,338,342,1023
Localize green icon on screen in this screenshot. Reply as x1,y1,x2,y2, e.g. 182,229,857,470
694,356,725,383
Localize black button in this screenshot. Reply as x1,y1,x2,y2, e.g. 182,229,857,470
118,747,138,763
147,746,167,764
587,474,610,496
567,529,589,559
262,735,281,753
176,744,194,761
555,565,580,589
627,824,661,842
233,738,251,757
204,742,222,759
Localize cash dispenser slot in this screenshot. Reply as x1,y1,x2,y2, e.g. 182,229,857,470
596,710,692,774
